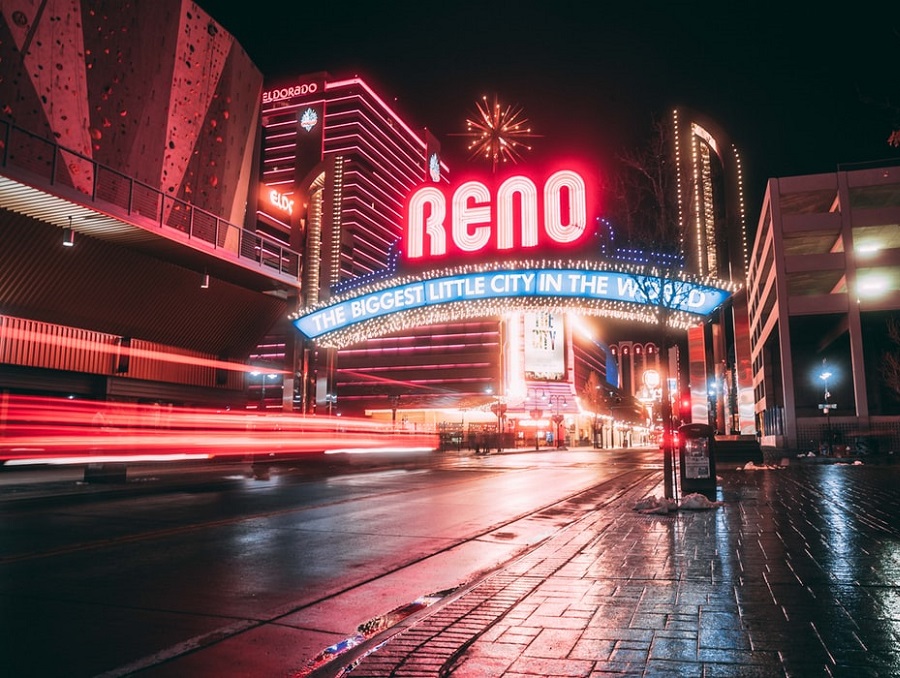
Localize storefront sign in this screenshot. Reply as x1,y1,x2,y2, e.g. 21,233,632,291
524,312,565,381
268,188,294,216
263,80,320,104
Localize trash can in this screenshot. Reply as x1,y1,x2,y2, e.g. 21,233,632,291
678,423,717,500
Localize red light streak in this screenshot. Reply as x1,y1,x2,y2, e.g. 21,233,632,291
0,396,438,466
0,325,289,376
334,369,449,392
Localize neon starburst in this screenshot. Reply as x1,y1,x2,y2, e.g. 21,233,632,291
458,94,541,173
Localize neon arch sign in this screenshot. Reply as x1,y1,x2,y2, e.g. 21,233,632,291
291,164,735,347
404,169,589,261
293,267,733,344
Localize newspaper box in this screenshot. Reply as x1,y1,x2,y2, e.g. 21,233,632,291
678,423,717,500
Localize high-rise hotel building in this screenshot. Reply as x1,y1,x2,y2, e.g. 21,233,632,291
257,74,513,416
257,74,617,425
672,109,755,435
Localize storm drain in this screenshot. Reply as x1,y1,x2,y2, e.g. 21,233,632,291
290,587,459,677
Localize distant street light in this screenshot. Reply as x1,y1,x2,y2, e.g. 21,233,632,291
549,395,567,449
819,362,834,454
528,388,546,451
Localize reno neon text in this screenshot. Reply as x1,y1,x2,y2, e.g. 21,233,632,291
404,169,589,261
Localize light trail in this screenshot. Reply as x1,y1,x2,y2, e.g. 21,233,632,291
0,395,439,466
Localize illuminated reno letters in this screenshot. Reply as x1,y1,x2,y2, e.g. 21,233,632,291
405,169,588,260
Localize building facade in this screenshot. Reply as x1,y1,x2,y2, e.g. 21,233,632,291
255,74,520,417
747,163,900,452
0,5,762,447
0,1,297,407
259,74,625,427
672,109,755,436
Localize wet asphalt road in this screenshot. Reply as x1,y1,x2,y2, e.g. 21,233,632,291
0,447,654,677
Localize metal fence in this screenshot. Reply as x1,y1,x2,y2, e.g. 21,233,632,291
0,118,299,279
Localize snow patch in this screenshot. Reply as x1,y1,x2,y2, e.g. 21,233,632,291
679,492,724,510
737,461,782,471
633,493,722,514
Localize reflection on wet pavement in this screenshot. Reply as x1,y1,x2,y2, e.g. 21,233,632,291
348,463,900,676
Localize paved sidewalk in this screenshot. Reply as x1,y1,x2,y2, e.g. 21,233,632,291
316,458,900,677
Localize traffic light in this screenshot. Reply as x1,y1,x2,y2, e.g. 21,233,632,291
679,396,691,423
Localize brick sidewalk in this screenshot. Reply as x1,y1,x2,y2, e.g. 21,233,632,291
329,462,900,677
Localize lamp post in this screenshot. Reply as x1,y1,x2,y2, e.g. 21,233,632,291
388,394,401,428
490,400,507,452
549,395,567,449
490,401,507,432
528,388,546,451
819,364,834,455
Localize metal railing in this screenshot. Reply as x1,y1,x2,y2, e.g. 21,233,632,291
0,118,300,280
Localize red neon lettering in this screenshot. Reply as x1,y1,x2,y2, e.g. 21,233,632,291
404,170,588,260
452,181,491,252
262,82,319,104
269,189,294,216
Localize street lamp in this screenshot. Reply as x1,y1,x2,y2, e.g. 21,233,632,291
549,395,567,449
490,400,507,431
819,363,834,455
528,388,546,451
490,399,507,452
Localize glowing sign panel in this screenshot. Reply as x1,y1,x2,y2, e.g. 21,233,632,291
524,312,565,381
404,170,588,261
263,81,320,104
294,269,731,339
300,108,319,132
268,189,294,216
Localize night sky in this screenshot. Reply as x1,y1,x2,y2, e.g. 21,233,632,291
198,1,899,222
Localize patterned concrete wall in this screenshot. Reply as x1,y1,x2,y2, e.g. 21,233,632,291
0,0,261,226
